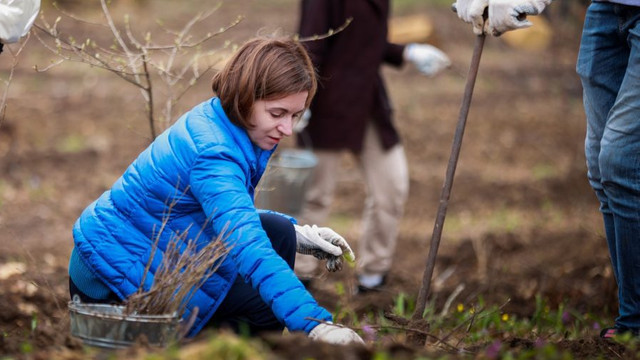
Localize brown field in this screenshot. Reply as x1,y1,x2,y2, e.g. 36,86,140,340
0,1,626,358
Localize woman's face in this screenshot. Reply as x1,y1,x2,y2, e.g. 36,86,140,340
247,91,308,150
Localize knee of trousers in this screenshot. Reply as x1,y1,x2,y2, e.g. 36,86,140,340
598,143,636,190
258,213,297,259
369,186,408,214
371,173,409,209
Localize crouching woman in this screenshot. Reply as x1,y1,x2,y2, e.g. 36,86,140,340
68,36,363,345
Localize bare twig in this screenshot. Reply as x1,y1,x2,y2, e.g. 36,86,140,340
33,24,147,85
52,2,110,28
123,184,232,318
126,218,230,317
440,283,465,317
0,33,31,124
439,298,511,348
305,316,470,354
33,2,242,139
142,53,155,138
295,18,353,42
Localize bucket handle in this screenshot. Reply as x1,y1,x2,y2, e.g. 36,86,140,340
294,109,314,151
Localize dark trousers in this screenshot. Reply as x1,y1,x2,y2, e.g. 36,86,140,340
69,212,297,335
207,213,297,335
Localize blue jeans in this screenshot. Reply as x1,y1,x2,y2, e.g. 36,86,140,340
69,212,297,336
577,2,640,330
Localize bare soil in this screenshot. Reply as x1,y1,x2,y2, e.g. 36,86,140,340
0,1,627,359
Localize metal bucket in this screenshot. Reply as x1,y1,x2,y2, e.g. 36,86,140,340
255,148,317,217
68,301,181,349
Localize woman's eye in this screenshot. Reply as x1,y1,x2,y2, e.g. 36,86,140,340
271,112,285,118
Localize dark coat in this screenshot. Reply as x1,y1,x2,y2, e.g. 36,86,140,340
297,0,406,153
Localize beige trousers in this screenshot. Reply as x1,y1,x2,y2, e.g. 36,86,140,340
295,123,409,278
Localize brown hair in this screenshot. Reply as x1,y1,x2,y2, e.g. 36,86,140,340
211,36,317,129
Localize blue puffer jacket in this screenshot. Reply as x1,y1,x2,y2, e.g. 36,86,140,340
72,97,332,336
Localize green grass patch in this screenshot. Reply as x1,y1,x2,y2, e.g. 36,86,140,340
117,290,631,359
56,134,87,154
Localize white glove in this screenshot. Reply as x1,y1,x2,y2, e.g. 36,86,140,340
294,224,355,272
452,0,551,36
308,323,365,345
0,0,40,44
403,43,451,77
488,0,551,36
452,0,488,36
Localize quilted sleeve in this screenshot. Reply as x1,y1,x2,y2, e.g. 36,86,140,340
189,145,332,333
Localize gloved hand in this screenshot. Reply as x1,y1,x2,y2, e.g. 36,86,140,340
488,0,551,36
294,224,355,272
0,0,40,44
452,0,551,36
403,43,451,77
308,323,365,345
452,0,488,36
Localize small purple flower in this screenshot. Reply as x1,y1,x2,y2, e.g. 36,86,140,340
362,324,377,342
534,337,546,348
562,311,571,325
593,322,601,331
485,340,502,359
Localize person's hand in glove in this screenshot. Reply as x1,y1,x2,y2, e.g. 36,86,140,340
308,322,365,345
452,0,488,35
294,224,355,272
0,0,40,44
487,0,551,36
452,0,552,36
403,43,451,77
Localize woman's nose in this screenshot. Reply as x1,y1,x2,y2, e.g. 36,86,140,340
278,117,294,136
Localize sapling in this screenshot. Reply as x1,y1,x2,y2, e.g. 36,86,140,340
0,34,31,124
125,189,230,318
33,0,241,139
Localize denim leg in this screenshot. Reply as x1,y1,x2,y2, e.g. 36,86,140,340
577,2,640,330
577,1,629,290
206,213,297,335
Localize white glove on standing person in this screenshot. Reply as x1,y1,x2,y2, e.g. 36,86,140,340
0,0,40,44
488,0,551,36
453,0,551,36
308,323,365,345
453,0,488,35
294,224,355,272
403,43,451,77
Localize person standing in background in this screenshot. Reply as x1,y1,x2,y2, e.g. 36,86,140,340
0,0,40,53
295,0,451,293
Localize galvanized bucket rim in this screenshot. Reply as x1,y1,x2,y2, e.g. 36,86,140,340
68,301,180,322
69,301,182,349
270,148,317,169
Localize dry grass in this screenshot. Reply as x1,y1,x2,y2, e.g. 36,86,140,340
125,208,230,317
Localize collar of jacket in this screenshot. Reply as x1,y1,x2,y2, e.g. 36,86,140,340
209,97,275,185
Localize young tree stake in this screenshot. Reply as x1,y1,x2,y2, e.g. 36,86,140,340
408,30,487,346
